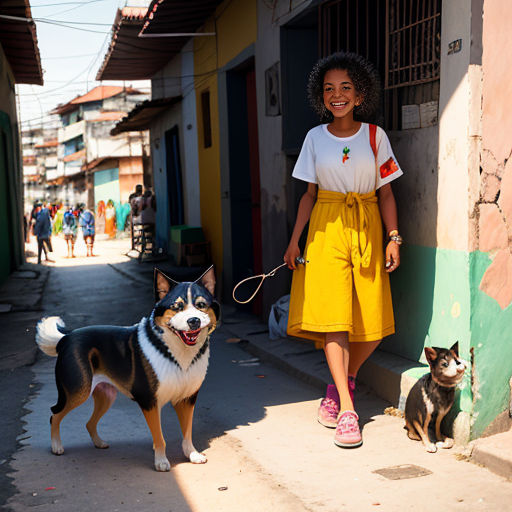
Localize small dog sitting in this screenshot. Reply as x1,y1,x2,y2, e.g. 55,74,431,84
404,342,467,453
35,267,219,471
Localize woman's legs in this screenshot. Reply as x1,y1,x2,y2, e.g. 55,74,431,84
347,340,381,378
324,336,382,412
324,332,353,412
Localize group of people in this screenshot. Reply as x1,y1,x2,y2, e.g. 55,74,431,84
129,184,156,226
30,202,96,262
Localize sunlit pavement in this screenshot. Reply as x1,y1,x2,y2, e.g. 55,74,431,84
25,231,134,267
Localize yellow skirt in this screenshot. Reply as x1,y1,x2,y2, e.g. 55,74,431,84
287,190,395,348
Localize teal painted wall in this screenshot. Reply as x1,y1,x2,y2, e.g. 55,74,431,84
470,251,512,438
385,244,473,421
386,245,471,361
93,168,120,207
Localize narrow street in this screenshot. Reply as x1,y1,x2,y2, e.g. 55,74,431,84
1,236,511,511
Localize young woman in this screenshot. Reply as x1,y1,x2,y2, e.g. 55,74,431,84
284,51,403,448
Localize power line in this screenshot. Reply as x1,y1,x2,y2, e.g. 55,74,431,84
43,53,98,60
34,18,113,26
34,18,110,33
28,0,107,6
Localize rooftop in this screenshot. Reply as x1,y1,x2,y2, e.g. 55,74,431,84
52,85,142,115
0,0,43,85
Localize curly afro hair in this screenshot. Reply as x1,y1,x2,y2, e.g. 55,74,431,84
307,51,381,123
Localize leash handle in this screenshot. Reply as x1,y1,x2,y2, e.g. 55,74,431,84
232,262,288,304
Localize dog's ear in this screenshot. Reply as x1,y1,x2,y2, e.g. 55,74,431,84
424,347,438,365
195,265,215,295
449,341,459,356
154,268,179,301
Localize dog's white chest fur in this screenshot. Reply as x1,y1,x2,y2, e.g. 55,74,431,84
137,319,210,406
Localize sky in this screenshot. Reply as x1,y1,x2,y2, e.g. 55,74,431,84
17,0,151,130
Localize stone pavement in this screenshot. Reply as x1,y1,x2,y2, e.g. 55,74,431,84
1,235,511,485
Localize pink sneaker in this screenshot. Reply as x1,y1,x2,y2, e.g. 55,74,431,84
334,411,362,448
317,397,339,428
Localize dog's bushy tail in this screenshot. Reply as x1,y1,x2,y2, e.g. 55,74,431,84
36,316,66,357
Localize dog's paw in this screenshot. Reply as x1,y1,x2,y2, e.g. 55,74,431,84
436,438,454,449
189,451,207,464
154,456,171,472
93,439,110,449
425,442,438,453
51,441,64,455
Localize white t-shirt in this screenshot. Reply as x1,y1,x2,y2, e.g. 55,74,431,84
292,123,403,193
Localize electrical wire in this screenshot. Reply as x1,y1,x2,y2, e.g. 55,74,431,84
27,0,107,6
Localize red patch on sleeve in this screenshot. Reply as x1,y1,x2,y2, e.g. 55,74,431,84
380,157,399,178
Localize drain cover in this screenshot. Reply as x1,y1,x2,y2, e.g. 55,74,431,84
373,464,432,480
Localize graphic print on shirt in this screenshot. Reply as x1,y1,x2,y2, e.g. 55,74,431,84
342,146,350,163
380,157,399,178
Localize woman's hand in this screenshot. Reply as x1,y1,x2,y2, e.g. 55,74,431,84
385,241,400,273
284,242,301,270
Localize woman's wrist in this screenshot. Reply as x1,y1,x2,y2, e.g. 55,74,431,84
387,229,403,245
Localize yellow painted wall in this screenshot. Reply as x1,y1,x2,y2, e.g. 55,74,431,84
195,18,222,272
194,0,257,276
216,0,257,68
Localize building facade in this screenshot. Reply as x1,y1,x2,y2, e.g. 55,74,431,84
51,86,149,212
0,0,43,284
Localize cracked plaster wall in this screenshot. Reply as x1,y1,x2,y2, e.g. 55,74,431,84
468,0,512,438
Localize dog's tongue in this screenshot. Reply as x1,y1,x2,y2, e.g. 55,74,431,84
179,328,201,345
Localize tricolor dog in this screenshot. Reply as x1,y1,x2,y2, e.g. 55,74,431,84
404,342,467,453
35,267,219,471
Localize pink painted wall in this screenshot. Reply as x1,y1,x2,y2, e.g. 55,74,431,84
478,0,512,309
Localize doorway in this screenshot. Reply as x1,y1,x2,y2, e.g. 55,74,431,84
226,61,263,312
165,126,184,226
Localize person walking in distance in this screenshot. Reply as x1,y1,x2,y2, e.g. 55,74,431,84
79,204,96,257
62,207,78,258
284,51,403,448
33,203,54,264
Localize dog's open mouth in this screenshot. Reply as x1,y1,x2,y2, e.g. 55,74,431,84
174,328,201,346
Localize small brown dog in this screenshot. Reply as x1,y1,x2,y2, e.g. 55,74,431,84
404,342,467,453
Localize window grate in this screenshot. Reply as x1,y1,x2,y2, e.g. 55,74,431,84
385,0,441,89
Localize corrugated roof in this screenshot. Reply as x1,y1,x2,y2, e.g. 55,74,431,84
97,1,222,81
141,0,221,35
52,86,141,115
111,96,181,135
96,6,182,81
0,0,43,85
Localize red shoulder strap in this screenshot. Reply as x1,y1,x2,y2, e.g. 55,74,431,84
369,124,377,159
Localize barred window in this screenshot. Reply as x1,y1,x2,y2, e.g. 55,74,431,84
386,0,441,89
318,0,442,130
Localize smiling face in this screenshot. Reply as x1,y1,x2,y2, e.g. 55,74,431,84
153,270,219,347
323,68,362,120
156,283,217,346
425,343,467,387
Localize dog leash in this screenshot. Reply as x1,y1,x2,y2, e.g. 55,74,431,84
232,258,306,304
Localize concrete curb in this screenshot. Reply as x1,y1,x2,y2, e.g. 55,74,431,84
0,263,51,370
471,430,512,480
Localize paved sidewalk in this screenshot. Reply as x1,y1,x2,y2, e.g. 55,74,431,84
1,236,511,484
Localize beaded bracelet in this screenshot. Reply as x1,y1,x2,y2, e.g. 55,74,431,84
389,234,403,245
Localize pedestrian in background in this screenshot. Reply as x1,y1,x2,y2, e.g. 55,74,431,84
79,204,96,257
62,207,77,258
105,199,116,239
33,203,54,264
284,51,403,449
